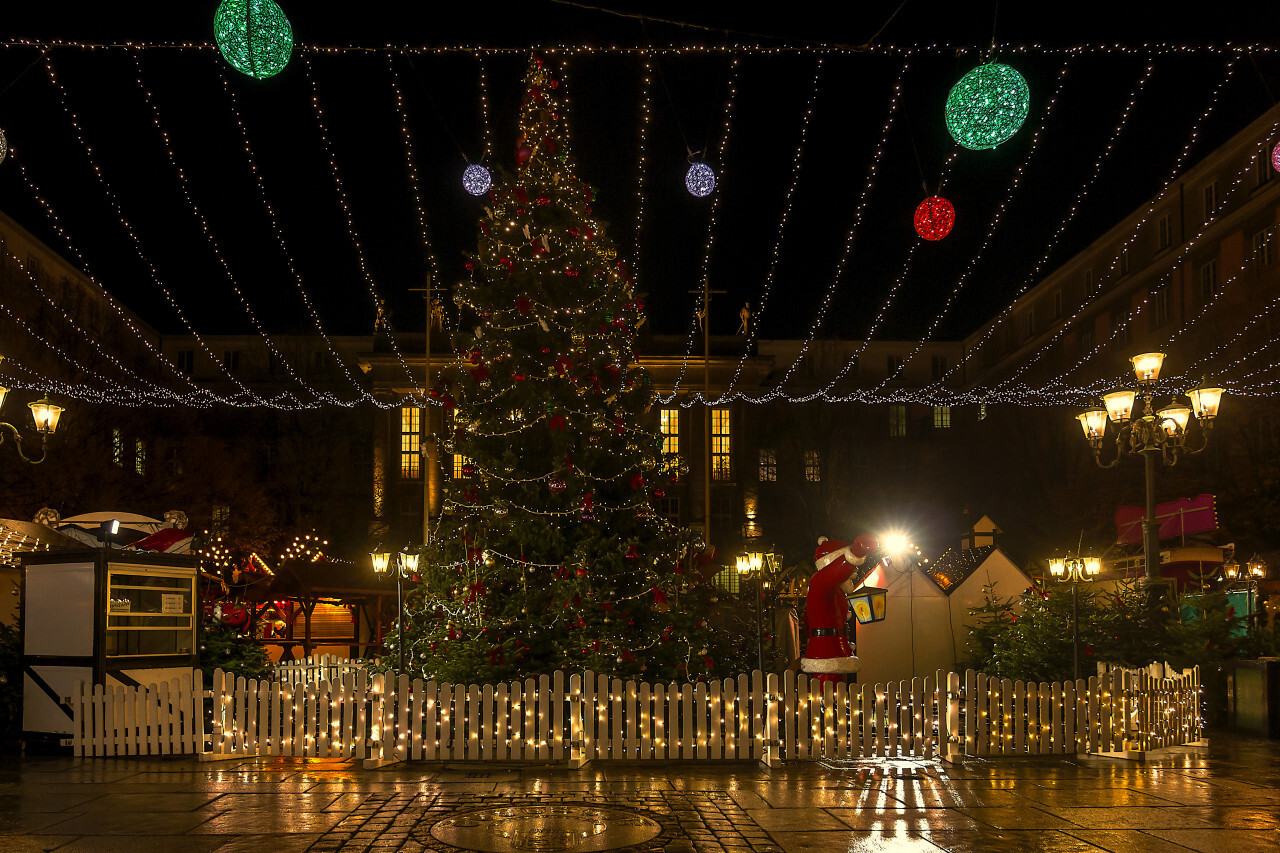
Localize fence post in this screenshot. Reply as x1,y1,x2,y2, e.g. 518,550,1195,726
568,672,587,768
763,672,781,768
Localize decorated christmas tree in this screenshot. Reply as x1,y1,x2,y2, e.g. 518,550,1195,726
394,55,746,684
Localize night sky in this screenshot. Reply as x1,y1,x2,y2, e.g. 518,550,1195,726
1,3,1277,346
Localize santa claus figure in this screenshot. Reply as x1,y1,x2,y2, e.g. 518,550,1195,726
801,534,879,685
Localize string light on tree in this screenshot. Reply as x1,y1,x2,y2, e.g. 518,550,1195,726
463,163,492,196
913,196,955,241
945,62,1030,150
685,161,715,197
214,0,294,79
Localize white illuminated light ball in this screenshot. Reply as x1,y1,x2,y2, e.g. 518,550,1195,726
685,162,715,197
463,163,492,196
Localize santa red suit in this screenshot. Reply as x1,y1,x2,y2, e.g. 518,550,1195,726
801,534,879,682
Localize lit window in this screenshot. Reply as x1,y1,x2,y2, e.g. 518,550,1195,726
804,450,821,482
134,438,146,476
400,407,421,479
889,405,907,438
112,429,124,468
758,449,777,482
659,408,679,457
978,403,988,421
933,406,951,429
452,454,471,479
711,408,731,481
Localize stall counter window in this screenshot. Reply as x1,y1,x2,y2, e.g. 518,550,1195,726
106,566,196,657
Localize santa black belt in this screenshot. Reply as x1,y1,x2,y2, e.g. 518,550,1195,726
810,628,841,637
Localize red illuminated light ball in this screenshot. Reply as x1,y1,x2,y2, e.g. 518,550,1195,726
914,196,955,241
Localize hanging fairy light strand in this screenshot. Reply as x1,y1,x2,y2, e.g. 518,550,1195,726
715,56,826,402
931,61,1156,395
132,53,327,408
631,52,654,291
214,60,377,406
388,53,449,331
300,54,423,399
671,55,741,398
41,56,264,405
862,57,1075,399
749,59,912,405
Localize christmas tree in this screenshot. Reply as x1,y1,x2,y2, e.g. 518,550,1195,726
395,55,744,684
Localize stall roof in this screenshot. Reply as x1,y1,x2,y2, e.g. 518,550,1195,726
0,519,86,566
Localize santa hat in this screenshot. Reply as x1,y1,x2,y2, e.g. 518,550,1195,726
814,537,851,570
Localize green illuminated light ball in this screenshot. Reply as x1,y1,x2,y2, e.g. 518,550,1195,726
945,62,1029,150
214,0,294,80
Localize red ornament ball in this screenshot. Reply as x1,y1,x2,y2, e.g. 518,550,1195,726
913,196,956,241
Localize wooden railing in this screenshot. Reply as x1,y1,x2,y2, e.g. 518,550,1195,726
70,664,1202,762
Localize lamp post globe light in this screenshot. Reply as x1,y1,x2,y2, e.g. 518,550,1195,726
1048,555,1102,681
738,549,780,673
0,356,65,464
371,546,419,674
1223,556,1268,633
1075,352,1223,611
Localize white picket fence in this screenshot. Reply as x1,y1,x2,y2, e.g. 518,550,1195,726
272,654,366,687
71,665,1201,762
68,672,207,757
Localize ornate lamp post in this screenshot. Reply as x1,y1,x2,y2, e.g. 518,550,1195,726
371,546,419,673
737,548,779,673
0,363,64,464
1048,555,1101,681
1075,352,1223,612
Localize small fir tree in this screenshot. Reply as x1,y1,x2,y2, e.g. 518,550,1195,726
392,55,743,684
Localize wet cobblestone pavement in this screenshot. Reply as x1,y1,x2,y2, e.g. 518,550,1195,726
1,734,1277,852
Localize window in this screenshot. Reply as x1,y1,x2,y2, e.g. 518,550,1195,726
1023,310,1035,341
804,450,821,482
105,568,195,658
889,405,907,438
886,355,904,378
399,407,421,479
1150,283,1171,328
758,448,777,482
176,349,194,374
1084,269,1096,295
711,408,731,481
978,403,988,421
452,454,472,479
1111,305,1132,348
659,408,679,457
165,446,183,477
1253,229,1274,267
931,355,947,379
314,351,332,371
1203,182,1218,219
1257,149,1273,188
134,438,147,476
1119,248,1130,276
1157,214,1171,250
222,350,240,373
1052,290,1063,321
212,505,230,538
658,496,681,525
1199,259,1219,302
848,355,860,377
933,406,951,429
112,428,124,468
1080,328,1094,357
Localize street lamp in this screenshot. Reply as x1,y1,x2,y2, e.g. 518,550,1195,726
0,362,64,463
738,548,779,673
1075,352,1223,611
371,546,418,673
1224,555,1267,633
1048,555,1101,681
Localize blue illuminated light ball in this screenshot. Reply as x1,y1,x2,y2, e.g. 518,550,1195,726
685,162,716,197
463,164,492,196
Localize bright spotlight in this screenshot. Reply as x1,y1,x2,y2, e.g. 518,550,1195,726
882,532,910,555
